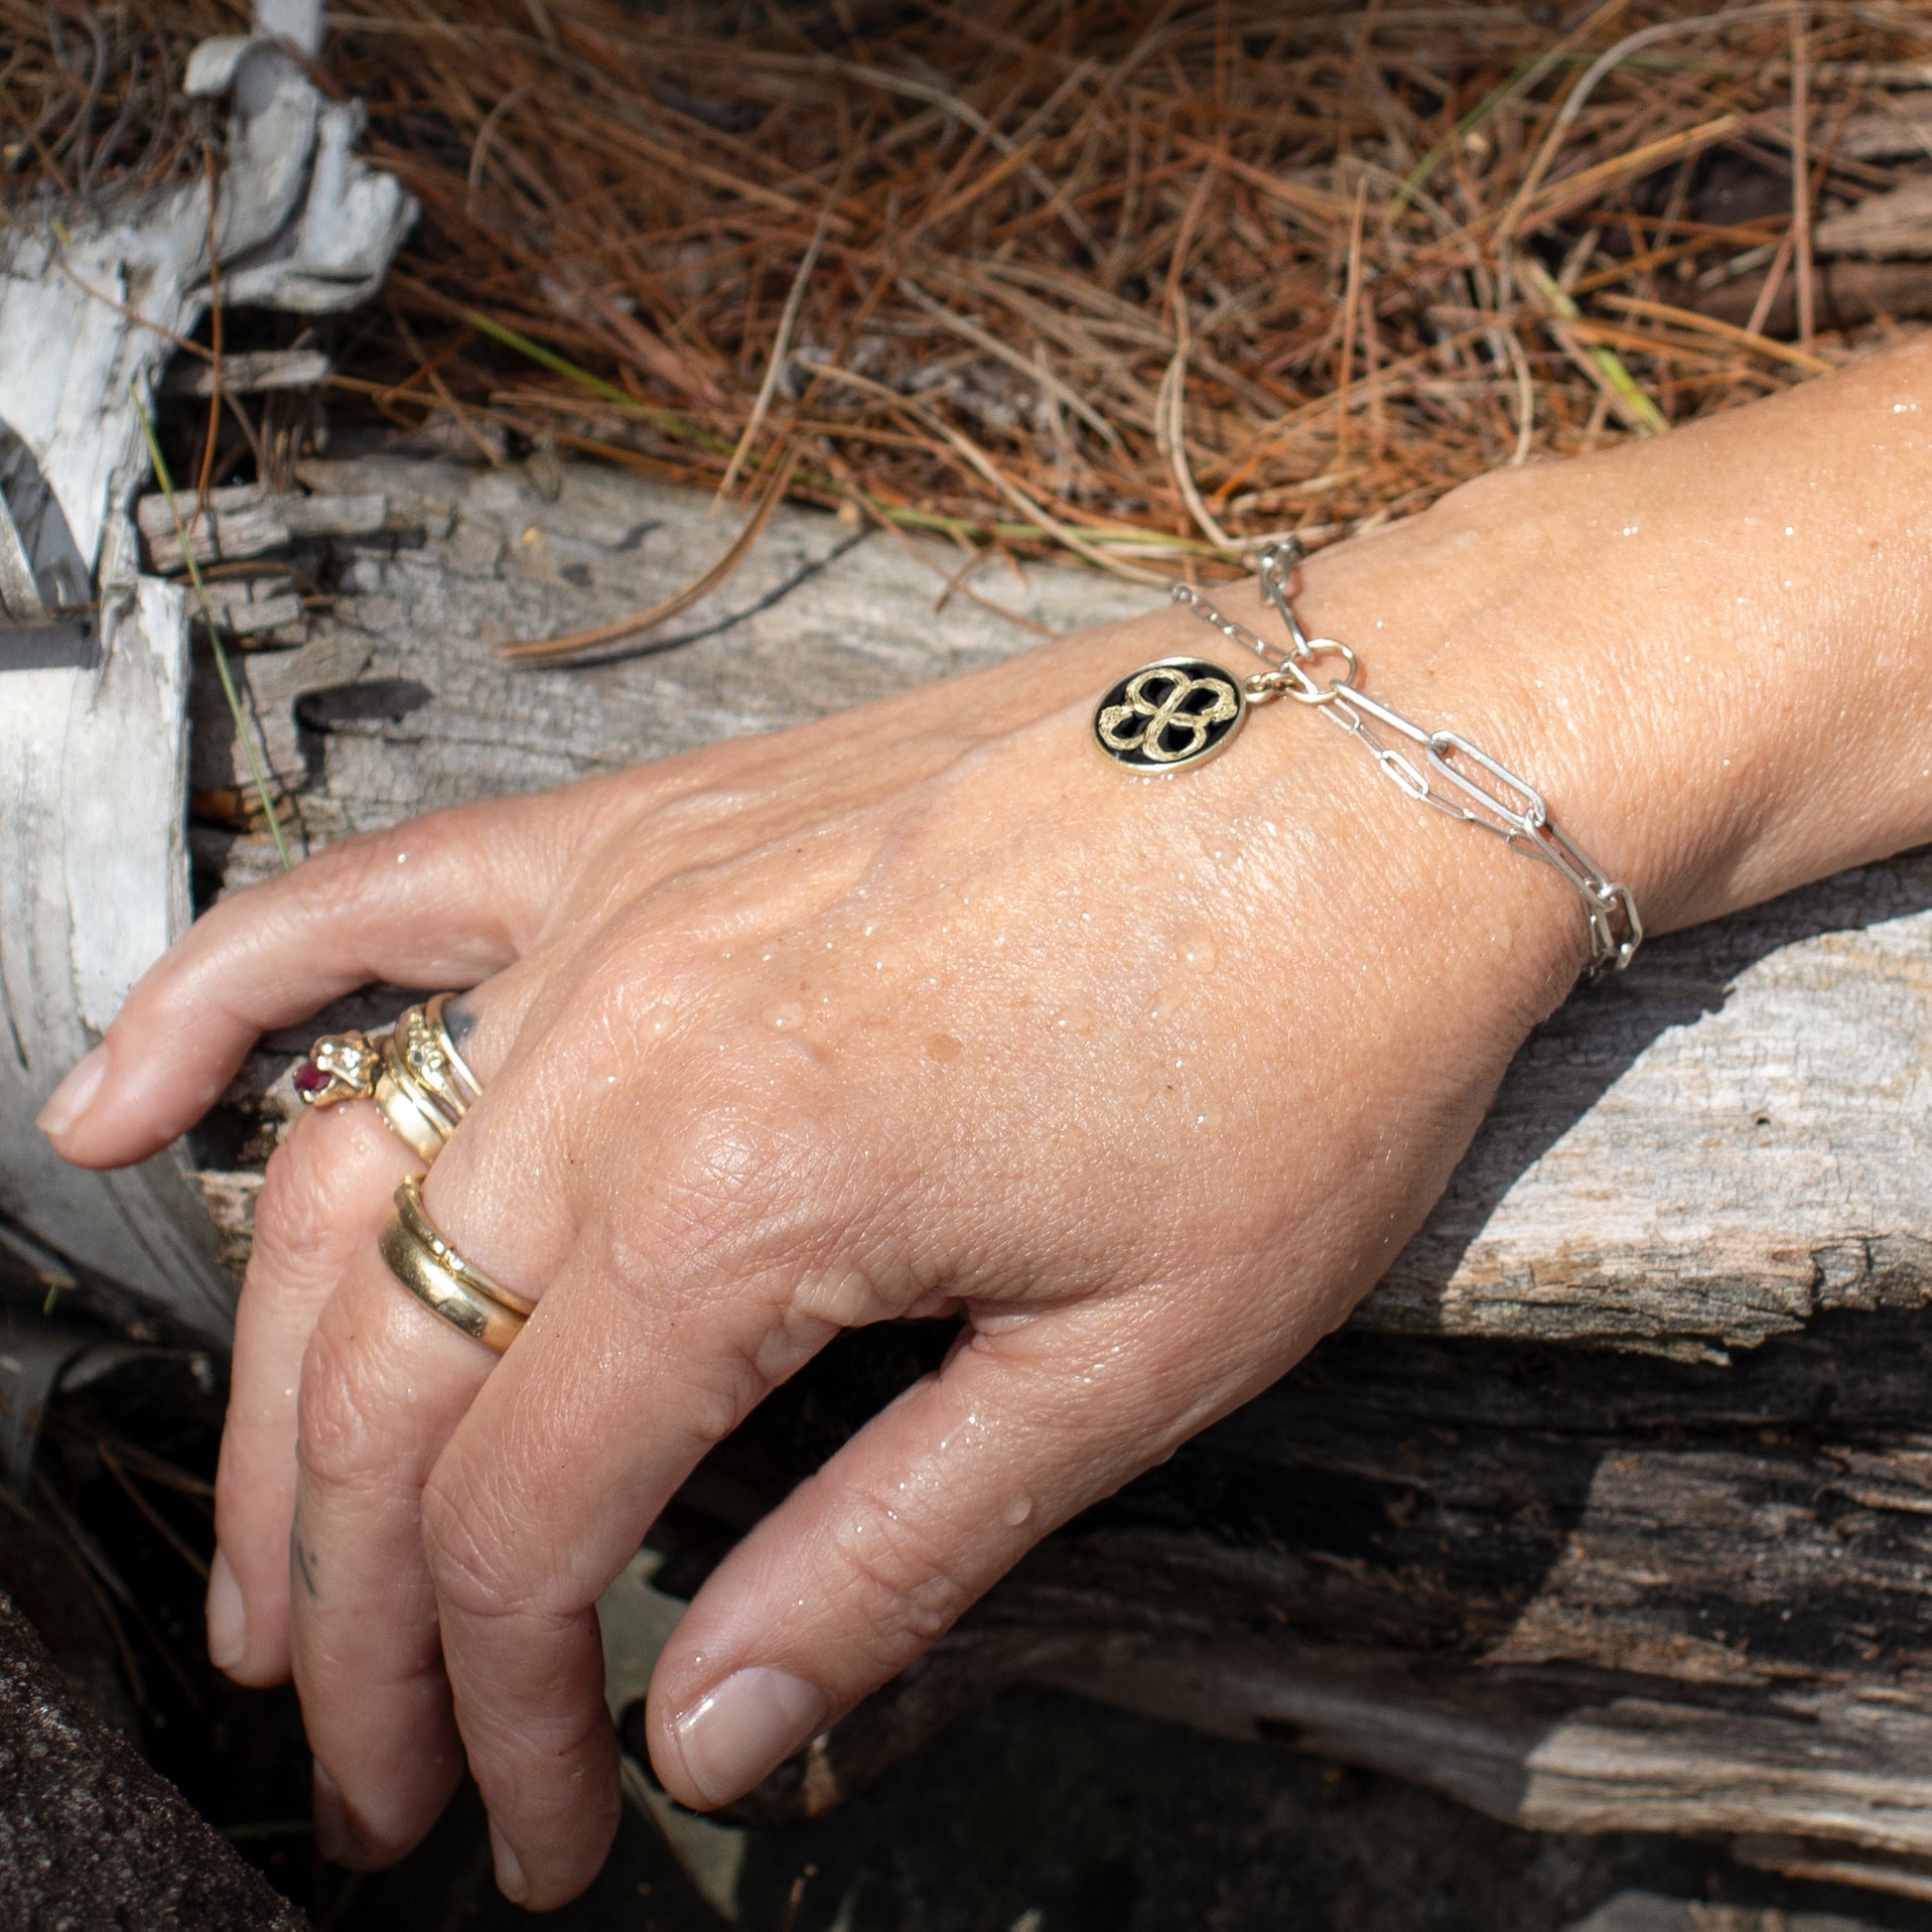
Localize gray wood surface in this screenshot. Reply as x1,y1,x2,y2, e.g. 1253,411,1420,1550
192,450,1932,1358
144,447,1932,1891
0,0,413,1342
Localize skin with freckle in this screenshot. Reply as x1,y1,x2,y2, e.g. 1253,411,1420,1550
41,340,1932,1907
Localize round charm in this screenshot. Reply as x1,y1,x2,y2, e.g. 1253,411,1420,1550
1093,657,1246,771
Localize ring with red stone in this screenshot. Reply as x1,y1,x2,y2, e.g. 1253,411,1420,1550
294,1032,381,1109
296,998,483,1170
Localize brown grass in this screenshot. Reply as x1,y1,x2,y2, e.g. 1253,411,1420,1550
9,1,1932,634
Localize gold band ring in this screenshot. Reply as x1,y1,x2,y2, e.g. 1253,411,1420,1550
425,993,484,1102
297,995,483,1169
378,1179,528,1353
393,1176,536,1316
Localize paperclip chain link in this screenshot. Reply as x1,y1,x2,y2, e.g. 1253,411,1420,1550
1174,539,1642,975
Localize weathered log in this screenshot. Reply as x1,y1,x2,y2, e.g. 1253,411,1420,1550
0,1588,308,1929
185,452,1932,1362
135,446,1932,1897
21,437,1932,1896
0,0,414,1345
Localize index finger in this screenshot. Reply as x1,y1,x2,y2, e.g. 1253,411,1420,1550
41,793,569,1170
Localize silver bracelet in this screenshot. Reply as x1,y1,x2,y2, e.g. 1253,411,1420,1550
1089,538,1642,976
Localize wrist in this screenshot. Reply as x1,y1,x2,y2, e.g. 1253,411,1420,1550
1271,340,1932,948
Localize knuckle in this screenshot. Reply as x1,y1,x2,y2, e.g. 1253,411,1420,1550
293,1315,388,1494
419,1461,520,1620
633,1085,838,1275
671,1347,762,1453
467,1666,620,1784
248,1131,330,1269
248,1114,367,1270
818,1489,978,1656
286,827,411,922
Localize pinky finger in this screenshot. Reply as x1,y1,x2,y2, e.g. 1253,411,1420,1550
638,1292,1256,1811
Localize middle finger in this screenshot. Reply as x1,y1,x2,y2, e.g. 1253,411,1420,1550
290,1241,501,1865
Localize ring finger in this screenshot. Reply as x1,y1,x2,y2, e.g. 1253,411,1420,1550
208,1100,423,1686
211,983,516,1687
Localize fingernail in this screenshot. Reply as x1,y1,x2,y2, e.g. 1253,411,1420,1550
312,1762,351,1863
670,1667,830,1808
36,1045,106,1142
205,1548,245,1672
489,1822,528,1903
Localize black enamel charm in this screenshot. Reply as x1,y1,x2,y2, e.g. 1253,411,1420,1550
1093,656,1246,771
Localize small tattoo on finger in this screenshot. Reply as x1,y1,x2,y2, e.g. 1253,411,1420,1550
289,1524,321,1602
443,995,478,1048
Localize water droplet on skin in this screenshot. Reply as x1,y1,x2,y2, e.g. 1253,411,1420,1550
764,1002,806,1032
1193,1103,1224,1132
1003,1495,1035,1527
1053,1008,1092,1034
1150,983,1186,1024
924,1033,963,1063
1179,929,1218,972
1492,924,1513,952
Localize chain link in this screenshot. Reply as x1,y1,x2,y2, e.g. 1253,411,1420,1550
1173,539,1642,975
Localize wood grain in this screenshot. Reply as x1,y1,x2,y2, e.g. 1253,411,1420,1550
128,448,1932,1880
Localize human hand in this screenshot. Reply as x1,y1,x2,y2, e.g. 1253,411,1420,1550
43,337,1932,1907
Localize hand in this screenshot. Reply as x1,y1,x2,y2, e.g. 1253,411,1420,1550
42,338,1932,1907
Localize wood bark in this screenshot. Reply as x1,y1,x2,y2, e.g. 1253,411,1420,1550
60,447,1932,1895
0,0,414,1343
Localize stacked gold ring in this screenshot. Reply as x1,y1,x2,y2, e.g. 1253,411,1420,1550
296,993,482,1168
377,1176,530,1354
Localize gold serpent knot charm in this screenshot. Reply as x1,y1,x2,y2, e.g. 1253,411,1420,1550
1093,658,1245,771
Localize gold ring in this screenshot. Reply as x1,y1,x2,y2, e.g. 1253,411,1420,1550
394,1176,536,1316
426,993,484,1102
297,995,483,1169
378,1180,528,1354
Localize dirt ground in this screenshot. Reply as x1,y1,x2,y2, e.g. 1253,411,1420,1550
307,1690,1932,1932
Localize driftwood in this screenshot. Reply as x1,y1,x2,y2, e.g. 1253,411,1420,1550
123,446,1932,1902
0,0,413,1344
1,428,1927,1893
